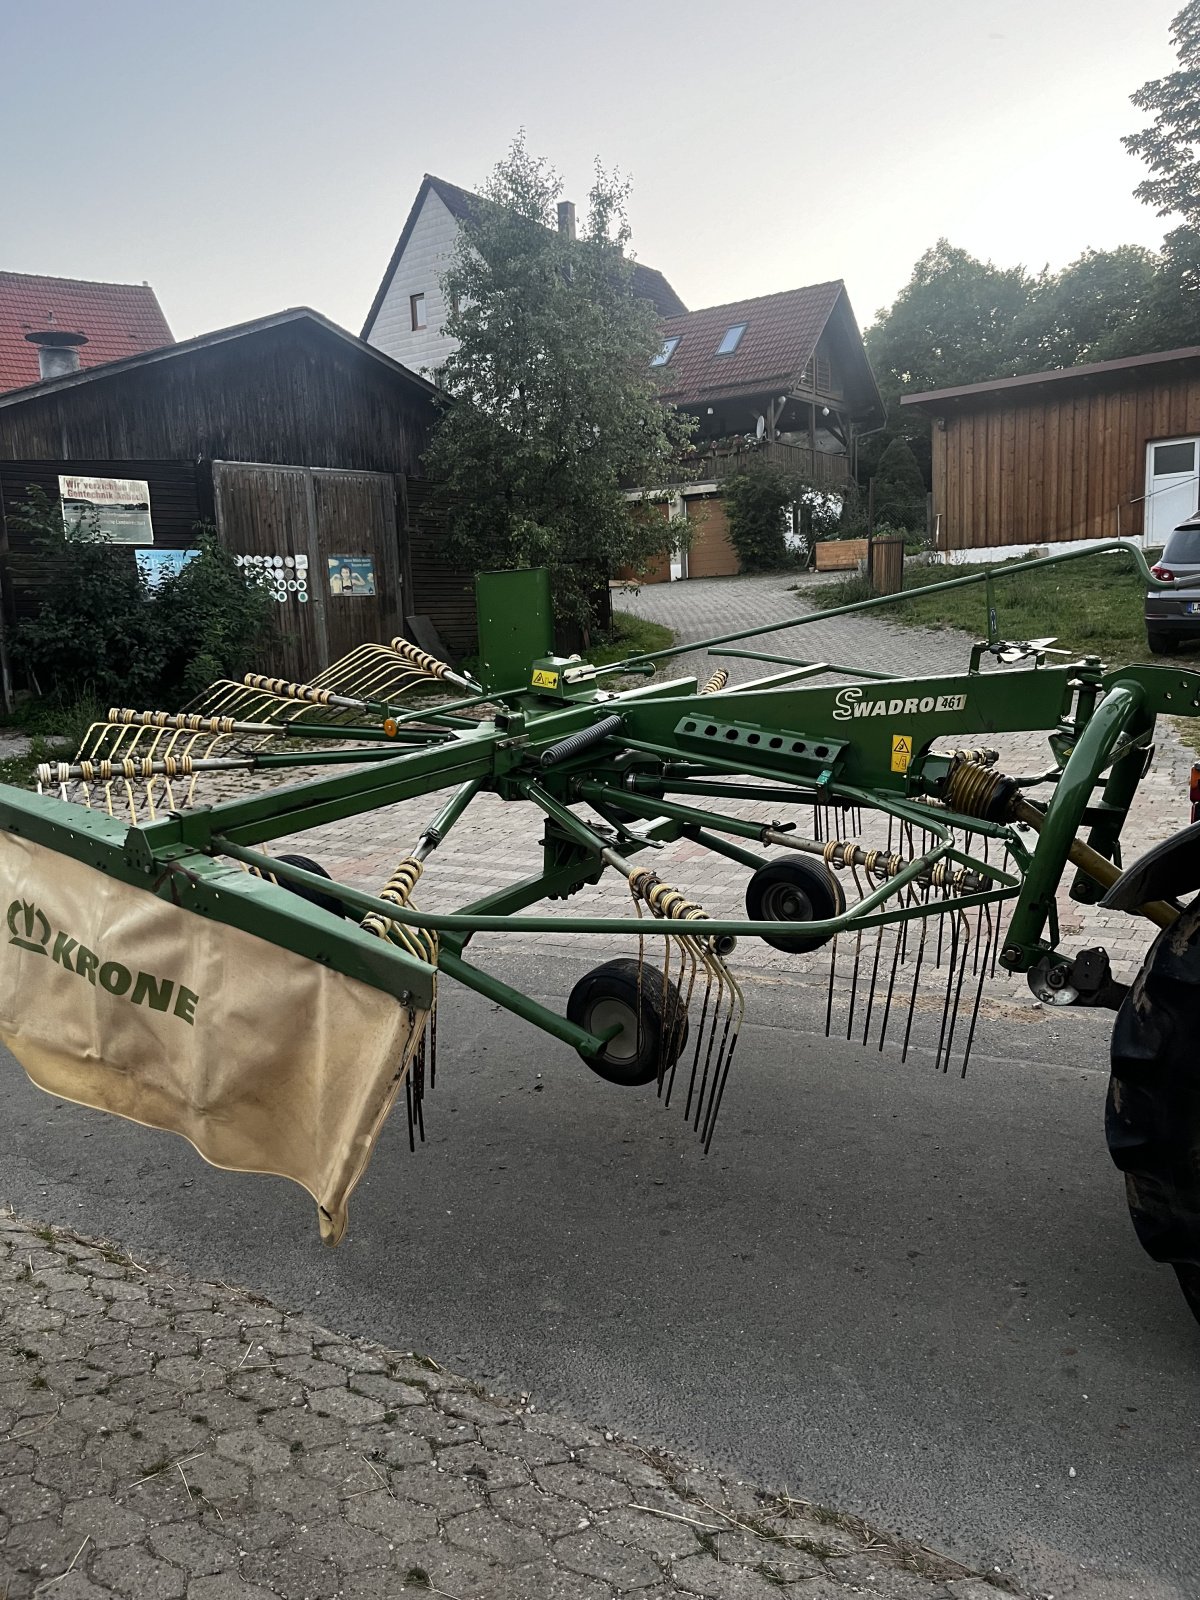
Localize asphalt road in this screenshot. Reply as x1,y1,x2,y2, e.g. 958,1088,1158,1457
3,953,1198,1600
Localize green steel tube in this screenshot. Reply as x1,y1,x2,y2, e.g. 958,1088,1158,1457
579,780,771,846
1003,681,1145,962
213,835,1003,939
613,540,1178,669
436,948,611,1055
709,648,897,681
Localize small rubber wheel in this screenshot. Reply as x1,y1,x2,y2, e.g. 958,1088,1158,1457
567,957,689,1087
745,859,846,953
1107,897,1200,1328
1147,631,1174,656
274,853,346,920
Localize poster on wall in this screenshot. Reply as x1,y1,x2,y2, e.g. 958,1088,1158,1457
59,475,154,545
327,556,377,597
137,549,200,589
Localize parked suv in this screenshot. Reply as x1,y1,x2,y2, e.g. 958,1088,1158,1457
1146,518,1200,653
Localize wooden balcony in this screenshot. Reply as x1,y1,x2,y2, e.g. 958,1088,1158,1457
678,439,854,487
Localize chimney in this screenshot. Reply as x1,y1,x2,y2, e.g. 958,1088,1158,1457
557,200,576,241
24,328,88,381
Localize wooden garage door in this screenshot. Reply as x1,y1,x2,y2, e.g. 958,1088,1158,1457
213,462,403,681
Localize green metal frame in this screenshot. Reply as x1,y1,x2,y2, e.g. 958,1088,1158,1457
3,541,1195,1057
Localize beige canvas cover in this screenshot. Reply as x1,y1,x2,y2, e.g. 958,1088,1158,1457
0,832,427,1243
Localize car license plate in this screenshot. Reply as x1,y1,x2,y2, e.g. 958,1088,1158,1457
1189,603,1200,614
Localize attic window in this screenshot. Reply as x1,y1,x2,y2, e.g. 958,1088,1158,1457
410,293,426,331
651,337,680,367
715,323,746,356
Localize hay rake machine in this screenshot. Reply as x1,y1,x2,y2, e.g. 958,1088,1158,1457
5,552,1200,1325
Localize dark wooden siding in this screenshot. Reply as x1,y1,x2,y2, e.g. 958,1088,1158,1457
0,323,434,477
931,369,1200,549
404,479,477,657
0,459,203,622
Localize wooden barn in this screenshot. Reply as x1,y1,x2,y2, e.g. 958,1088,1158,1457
0,308,478,696
903,345,1200,558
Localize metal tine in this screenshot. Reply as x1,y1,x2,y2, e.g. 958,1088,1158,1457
900,914,930,1064
663,932,701,1107
702,964,746,1152
959,902,995,1078
689,948,728,1133
825,933,839,1039
939,911,973,1075
845,857,866,1042
682,947,718,1117
878,922,905,1052
861,924,885,1047
404,1071,416,1154
932,910,961,1072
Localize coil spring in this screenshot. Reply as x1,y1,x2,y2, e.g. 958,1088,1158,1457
243,673,333,705
701,668,728,695
37,755,195,787
109,708,237,734
390,638,448,679
945,759,1013,821
628,869,708,923
361,856,437,964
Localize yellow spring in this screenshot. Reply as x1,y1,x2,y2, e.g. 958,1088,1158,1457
701,668,728,695
109,708,238,734
628,869,709,923
390,638,449,679
37,755,195,786
243,673,333,706
361,856,437,964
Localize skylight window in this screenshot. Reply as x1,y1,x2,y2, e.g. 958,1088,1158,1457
651,336,680,367
715,323,747,355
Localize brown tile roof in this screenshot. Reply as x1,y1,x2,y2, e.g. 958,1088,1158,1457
654,282,845,406
0,271,172,393
361,174,687,337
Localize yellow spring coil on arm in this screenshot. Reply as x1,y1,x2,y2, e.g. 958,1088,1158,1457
628,869,710,925
109,708,238,734
37,755,195,787
242,673,334,706
361,856,438,965
389,638,450,679
701,668,728,695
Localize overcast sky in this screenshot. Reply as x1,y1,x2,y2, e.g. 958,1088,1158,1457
0,0,1182,341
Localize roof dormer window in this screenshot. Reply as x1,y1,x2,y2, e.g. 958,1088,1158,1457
651,336,680,367
715,323,746,355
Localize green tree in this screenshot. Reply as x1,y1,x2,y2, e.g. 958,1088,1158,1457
1016,246,1167,366
870,438,927,533
1125,3,1200,333
425,135,694,634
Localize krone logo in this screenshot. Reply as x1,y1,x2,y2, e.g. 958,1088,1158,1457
7,898,50,954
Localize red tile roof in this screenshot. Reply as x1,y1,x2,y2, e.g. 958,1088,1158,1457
654,281,846,406
0,271,173,394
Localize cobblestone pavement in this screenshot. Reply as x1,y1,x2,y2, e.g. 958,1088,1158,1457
0,1213,1018,1600
267,572,1193,996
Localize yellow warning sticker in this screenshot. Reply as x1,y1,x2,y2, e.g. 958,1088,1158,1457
531,668,560,689
891,733,912,773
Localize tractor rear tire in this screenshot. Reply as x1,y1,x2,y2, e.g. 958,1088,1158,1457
745,859,846,953
567,957,689,1087
1107,898,1200,1328
274,853,346,921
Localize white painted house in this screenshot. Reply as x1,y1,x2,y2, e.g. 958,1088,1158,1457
362,173,687,379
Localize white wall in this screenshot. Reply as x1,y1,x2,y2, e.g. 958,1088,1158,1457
367,190,461,377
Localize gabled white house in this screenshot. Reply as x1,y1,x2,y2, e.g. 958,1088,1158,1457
361,173,687,378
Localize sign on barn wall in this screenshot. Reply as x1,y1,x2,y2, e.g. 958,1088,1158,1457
59,475,154,545
327,555,377,596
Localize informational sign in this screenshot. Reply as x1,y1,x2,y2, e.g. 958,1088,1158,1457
327,556,376,597
137,549,199,589
234,553,309,604
59,476,154,545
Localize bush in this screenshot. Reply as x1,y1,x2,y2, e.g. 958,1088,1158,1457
9,489,272,709
871,438,928,533
723,466,839,572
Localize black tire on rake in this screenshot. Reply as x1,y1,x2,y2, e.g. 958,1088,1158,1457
1106,897,1200,1329
745,859,846,953
567,958,689,1088
273,853,347,921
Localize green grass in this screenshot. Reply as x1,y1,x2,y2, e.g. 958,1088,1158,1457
812,549,1194,672
0,694,105,787
586,609,673,666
